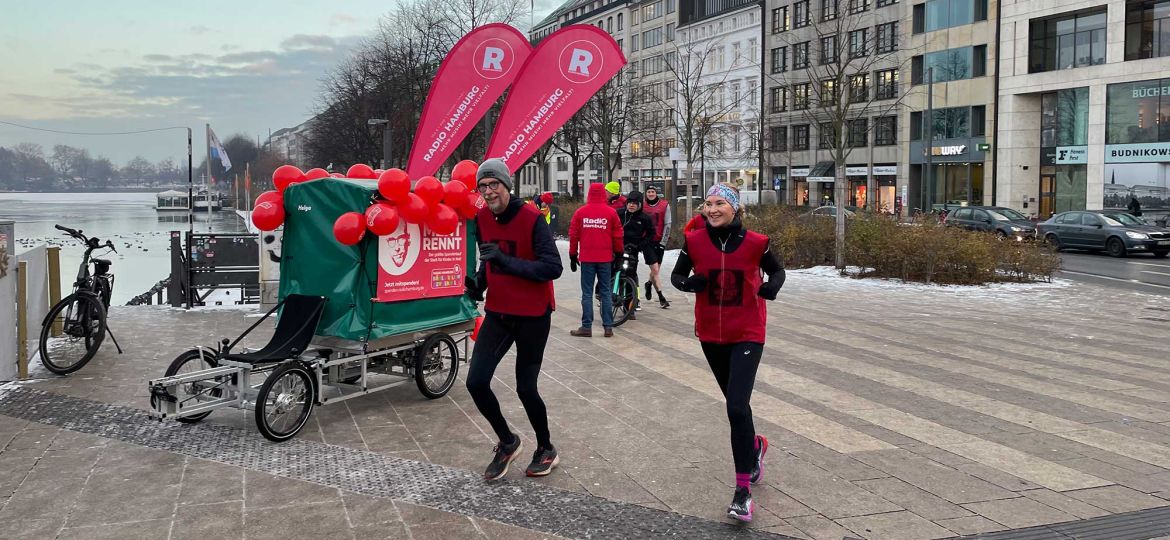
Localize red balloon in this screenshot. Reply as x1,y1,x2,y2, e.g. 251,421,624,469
364,202,401,236
414,176,444,208
457,192,482,219
452,160,479,191
304,168,330,180
333,212,366,245
347,163,377,179
330,172,344,178
273,165,305,192
427,204,460,235
399,193,429,224
377,169,410,203
442,180,469,208
254,190,281,208
251,201,285,231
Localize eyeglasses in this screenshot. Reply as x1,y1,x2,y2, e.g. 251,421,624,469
477,180,503,193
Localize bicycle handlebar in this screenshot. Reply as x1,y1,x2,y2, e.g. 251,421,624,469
55,224,80,236
105,240,117,254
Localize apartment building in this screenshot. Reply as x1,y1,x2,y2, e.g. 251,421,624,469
763,0,907,210
675,0,763,192
997,0,1170,220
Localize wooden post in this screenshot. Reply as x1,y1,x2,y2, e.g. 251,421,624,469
47,246,62,336
17,260,28,379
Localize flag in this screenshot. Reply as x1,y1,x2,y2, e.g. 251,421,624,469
209,127,232,171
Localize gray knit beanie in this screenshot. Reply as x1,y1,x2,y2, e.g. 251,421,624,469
476,158,512,190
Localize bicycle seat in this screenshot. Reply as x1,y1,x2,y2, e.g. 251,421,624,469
92,258,111,266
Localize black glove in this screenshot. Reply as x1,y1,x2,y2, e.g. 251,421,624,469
464,274,484,302
569,254,579,272
678,274,707,293
478,242,502,261
758,279,781,301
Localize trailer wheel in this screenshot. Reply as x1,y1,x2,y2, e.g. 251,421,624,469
163,348,222,424
415,333,459,399
255,363,316,442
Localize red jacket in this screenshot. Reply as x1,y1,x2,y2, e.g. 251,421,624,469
608,194,627,210
570,184,624,263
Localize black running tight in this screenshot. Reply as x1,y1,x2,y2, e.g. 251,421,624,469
465,311,552,449
700,341,764,474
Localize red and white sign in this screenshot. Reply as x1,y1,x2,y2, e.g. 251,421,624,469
406,24,532,179
484,25,626,173
376,219,468,302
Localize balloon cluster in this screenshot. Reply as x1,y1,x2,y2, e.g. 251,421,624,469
251,161,484,246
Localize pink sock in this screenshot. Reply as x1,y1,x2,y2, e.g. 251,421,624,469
735,473,751,489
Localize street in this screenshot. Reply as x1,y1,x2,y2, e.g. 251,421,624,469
1059,250,1170,295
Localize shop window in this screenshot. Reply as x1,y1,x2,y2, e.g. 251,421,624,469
1125,0,1170,60
1106,78,1170,144
1042,88,1090,146
1030,9,1107,72
794,124,811,150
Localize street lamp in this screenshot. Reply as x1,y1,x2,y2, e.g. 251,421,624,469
367,118,391,169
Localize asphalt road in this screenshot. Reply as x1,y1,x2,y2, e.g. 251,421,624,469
1059,249,1170,294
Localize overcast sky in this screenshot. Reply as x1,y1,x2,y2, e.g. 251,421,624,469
0,0,561,167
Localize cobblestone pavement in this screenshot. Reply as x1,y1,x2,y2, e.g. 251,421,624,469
4,253,1170,539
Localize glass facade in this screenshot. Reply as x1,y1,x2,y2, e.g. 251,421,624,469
1029,9,1107,72
1125,0,1170,60
1040,88,1089,147
914,0,988,33
913,46,986,84
1106,78,1170,144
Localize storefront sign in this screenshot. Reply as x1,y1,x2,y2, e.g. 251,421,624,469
790,167,810,177
931,145,967,156
873,165,897,175
377,220,468,302
1042,146,1088,165
1105,142,1170,163
845,167,869,176
806,176,835,183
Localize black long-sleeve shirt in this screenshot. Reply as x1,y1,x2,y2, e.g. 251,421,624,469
671,218,784,293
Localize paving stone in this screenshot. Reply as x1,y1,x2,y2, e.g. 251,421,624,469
835,510,954,540
57,518,173,540
173,501,244,540
178,459,244,505
961,496,1078,529
1020,488,1111,520
786,514,860,540
1061,484,1170,514
244,501,352,540
243,470,342,510
854,477,973,520
341,492,401,526
853,449,1016,505
2,518,64,540
933,514,1010,536
65,468,181,526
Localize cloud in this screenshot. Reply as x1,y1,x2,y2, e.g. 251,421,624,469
190,25,211,35
328,13,360,26
143,54,173,62
281,34,337,50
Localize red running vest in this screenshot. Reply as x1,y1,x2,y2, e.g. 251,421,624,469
684,228,769,344
642,198,667,242
476,204,556,317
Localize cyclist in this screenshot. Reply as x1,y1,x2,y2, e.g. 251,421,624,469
568,183,623,338
617,191,655,318
671,183,785,523
640,185,671,309
463,158,564,481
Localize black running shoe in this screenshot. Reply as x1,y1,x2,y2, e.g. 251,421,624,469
727,487,753,522
644,281,652,301
483,435,522,481
525,446,560,477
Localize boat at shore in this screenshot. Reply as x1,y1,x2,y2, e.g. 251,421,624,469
155,190,189,211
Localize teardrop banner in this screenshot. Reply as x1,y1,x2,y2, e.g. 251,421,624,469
484,25,627,173
405,23,533,179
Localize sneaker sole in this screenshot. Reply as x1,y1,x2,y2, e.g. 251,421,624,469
526,454,560,477
728,501,754,523
484,440,522,481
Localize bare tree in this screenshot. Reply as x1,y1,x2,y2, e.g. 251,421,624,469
582,72,646,184
550,113,595,198
769,3,915,269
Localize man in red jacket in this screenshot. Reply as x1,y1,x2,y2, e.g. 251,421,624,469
569,182,624,337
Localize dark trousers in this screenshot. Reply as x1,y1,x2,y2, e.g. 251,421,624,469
700,341,764,474
466,311,552,449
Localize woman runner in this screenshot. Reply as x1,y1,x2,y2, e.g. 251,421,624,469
671,183,785,522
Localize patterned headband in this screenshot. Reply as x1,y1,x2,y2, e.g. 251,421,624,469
706,184,740,211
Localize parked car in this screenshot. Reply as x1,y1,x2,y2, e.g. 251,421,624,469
945,206,1036,241
1036,210,1170,258
801,206,857,220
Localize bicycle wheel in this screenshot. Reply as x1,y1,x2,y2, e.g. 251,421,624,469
611,276,638,327
163,349,222,424
255,363,316,442
414,333,460,399
38,293,106,375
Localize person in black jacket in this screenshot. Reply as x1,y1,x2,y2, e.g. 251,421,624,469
617,191,656,316
463,158,564,481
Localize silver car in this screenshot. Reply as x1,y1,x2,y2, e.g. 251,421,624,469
1036,211,1170,258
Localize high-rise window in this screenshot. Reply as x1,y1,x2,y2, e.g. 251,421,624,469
875,116,897,145
794,124,811,150
771,126,788,151
1126,1,1170,60
771,46,788,73
820,80,837,106
1030,9,1107,72
849,0,870,14
618,13,623,31
912,46,986,83
913,0,988,33
875,69,898,99
849,73,870,102
911,107,973,140
849,29,869,58
821,35,839,64
878,0,897,6
848,119,869,147
794,0,811,27
794,41,810,68
877,22,898,53
822,0,838,21
794,83,810,109
819,122,837,148
770,86,789,113
772,6,790,33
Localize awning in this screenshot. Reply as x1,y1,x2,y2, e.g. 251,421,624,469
806,161,835,182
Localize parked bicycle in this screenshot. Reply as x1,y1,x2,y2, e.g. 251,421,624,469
38,224,123,375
